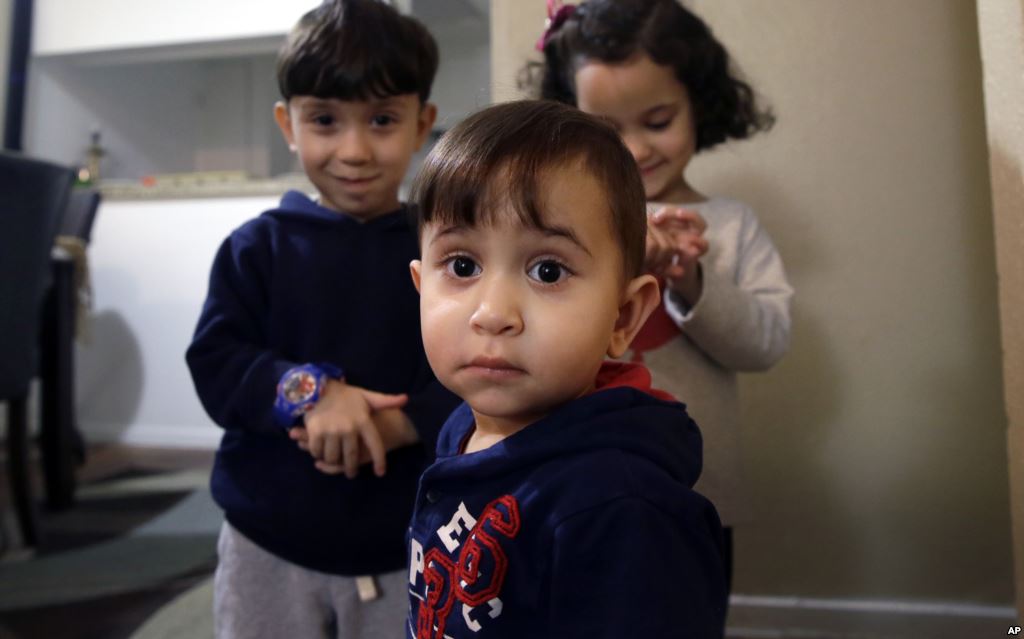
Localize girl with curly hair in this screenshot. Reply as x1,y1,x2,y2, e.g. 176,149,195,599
532,0,794,594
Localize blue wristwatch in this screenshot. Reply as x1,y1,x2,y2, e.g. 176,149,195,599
273,363,344,428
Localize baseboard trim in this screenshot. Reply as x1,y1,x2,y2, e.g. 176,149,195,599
730,594,1016,619
727,594,1018,639
83,422,220,449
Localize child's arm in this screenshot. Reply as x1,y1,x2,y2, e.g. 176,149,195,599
287,379,407,478
547,496,727,637
288,384,415,476
186,225,302,434
290,356,460,475
187,224,458,476
660,203,792,371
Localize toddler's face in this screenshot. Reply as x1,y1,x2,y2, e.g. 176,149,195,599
412,164,631,433
275,94,434,220
574,54,697,204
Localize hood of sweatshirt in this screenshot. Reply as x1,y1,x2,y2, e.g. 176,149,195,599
407,362,724,638
430,361,703,489
262,190,411,231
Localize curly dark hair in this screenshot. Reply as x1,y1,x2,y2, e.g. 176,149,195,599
529,0,774,152
277,0,438,103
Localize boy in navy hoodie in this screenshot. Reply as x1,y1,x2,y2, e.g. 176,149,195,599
185,1,458,637
405,99,727,638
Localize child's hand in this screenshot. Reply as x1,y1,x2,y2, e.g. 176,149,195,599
648,207,709,306
288,380,407,479
290,405,419,476
645,221,682,276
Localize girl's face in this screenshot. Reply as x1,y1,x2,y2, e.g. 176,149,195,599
574,54,699,204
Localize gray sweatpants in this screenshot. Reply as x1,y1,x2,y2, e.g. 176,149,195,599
214,522,408,639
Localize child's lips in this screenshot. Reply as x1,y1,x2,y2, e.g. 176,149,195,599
462,356,526,379
639,161,664,176
336,174,379,189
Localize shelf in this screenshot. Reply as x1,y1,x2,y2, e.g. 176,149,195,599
24,0,490,188
97,172,314,201
32,0,318,58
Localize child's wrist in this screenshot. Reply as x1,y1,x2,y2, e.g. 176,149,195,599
377,408,419,449
670,266,703,307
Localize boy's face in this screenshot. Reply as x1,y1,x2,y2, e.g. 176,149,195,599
275,94,436,220
411,163,659,434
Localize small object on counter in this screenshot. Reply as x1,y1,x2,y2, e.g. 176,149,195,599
76,129,106,186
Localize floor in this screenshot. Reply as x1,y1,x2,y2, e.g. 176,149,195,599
0,444,216,639
0,444,1016,639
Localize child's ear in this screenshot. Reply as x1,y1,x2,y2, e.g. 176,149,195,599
414,103,438,151
273,101,296,151
409,260,422,294
607,274,660,358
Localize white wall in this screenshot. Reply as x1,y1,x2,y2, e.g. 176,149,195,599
24,54,287,179
52,1,491,449
24,1,490,180
76,196,278,448
414,0,491,127
32,0,317,56
430,28,491,130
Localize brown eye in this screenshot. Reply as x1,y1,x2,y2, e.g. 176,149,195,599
538,262,561,282
528,260,570,284
448,256,480,278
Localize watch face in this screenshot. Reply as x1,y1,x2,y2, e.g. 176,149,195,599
282,370,318,404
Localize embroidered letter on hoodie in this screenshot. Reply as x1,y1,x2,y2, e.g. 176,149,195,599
411,496,521,639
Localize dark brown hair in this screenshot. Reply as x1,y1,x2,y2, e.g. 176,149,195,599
412,100,647,279
530,0,774,152
277,0,438,103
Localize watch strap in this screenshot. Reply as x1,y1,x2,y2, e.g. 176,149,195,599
272,362,344,428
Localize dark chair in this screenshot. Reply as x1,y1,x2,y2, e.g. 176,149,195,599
0,152,75,548
60,187,101,243
46,186,101,487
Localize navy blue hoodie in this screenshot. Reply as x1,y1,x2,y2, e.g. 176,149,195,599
186,191,459,575
407,362,727,638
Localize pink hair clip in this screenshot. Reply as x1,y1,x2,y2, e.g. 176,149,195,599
535,0,577,52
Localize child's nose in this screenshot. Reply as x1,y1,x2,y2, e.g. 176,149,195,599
336,128,372,165
470,278,524,336
622,132,653,164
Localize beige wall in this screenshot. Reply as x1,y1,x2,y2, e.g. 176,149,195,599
686,0,1012,602
490,0,545,103
492,0,1014,604
977,0,1024,615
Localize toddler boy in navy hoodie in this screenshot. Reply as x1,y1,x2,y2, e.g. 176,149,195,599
185,1,459,637
405,99,727,638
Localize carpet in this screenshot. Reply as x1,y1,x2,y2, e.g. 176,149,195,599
128,577,214,639
0,467,220,639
